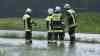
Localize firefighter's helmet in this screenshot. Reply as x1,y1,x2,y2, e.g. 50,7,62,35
55,6,61,12
25,8,32,13
64,3,71,9
48,8,54,14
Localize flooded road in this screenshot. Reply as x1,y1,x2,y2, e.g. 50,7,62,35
0,38,100,56
0,30,100,56
0,30,100,42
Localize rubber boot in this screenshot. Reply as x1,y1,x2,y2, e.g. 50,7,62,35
25,40,32,45
70,34,75,42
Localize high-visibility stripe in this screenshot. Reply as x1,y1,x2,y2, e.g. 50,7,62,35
70,13,76,25
48,30,64,32
52,13,62,21
53,30,64,32
46,16,53,21
25,19,28,29
25,29,32,31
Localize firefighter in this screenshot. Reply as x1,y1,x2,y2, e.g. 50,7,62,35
23,8,36,45
63,3,77,42
51,6,65,43
46,8,54,43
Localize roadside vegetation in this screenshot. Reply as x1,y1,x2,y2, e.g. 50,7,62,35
0,12,100,33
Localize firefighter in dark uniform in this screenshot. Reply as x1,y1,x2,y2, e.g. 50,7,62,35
51,6,65,43
46,8,54,43
63,3,77,42
23,8,36,44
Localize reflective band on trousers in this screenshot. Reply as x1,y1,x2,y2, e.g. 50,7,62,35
25,29,32,31
48,30,64,32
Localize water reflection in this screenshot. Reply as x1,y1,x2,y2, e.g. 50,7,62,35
65,41,76,56
0,40,100,56
69,41,76,48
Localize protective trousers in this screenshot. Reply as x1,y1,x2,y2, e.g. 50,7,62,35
54,32,65,40
68,27,75,41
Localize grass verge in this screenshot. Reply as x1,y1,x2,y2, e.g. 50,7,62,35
0,12,100,33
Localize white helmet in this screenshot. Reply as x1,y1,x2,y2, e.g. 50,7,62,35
64,3,71,9
48,8,54,14
55,6,61,12
25,8,32,13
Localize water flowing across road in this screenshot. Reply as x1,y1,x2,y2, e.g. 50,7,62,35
0,30,100,42
0,30,100,56
0,38,100,56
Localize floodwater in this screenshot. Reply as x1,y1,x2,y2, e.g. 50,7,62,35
0,30,100,56
0,38,100,56
0,30,100,42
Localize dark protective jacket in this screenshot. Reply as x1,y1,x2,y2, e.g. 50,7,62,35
51,12,65,32
23,13,32,31
46,14,53,32
63,9,77,28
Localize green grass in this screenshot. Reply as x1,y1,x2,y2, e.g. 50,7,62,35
0,17,47,31
77,12,100,33
0,12,100,33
